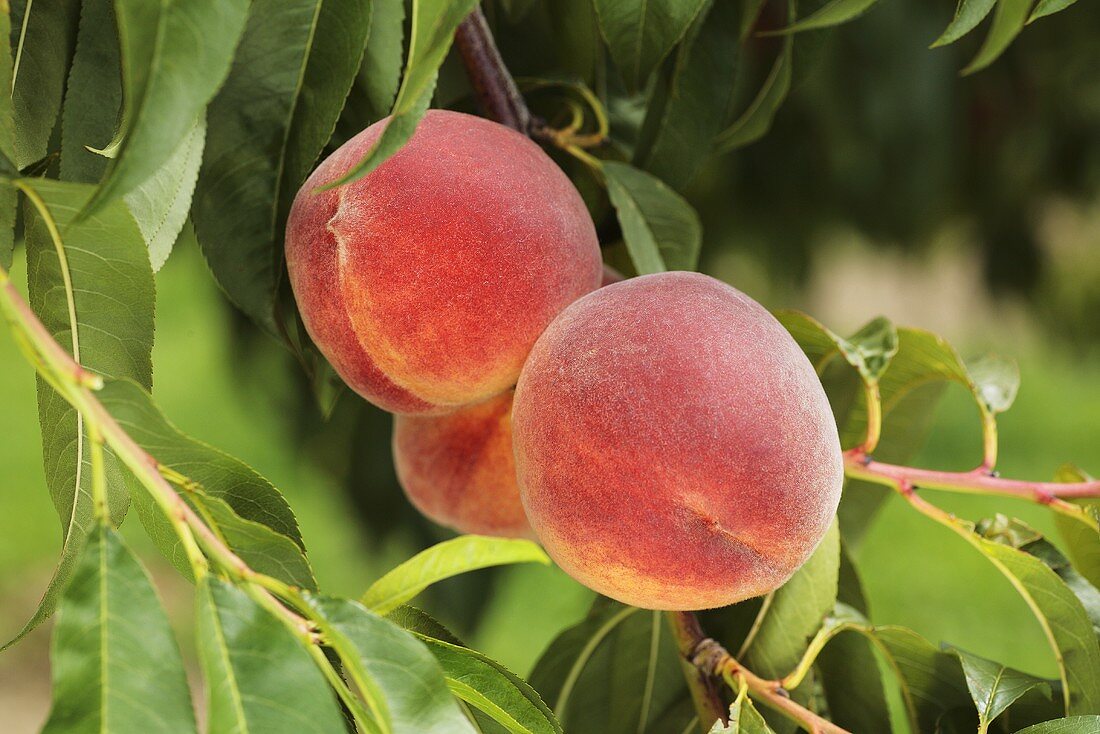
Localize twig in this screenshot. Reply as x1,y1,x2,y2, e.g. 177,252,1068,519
844,449,1100,529
667,611,851,734
667,612,730,730
454,7,538,136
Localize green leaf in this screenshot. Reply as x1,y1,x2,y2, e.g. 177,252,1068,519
94,378,306,580
592,0,709,92
961,0,1035,75
0,2,15,269
9,177,154,647
323,0,479,190
9,0,80,168
41,525,196,734
363,535,549,615
714,0,794,152
1053,465,1100,589
307,595,476,734
949,646,1051,732
932,0,997,47
816,629,893,732
740,0,769,39
708,689,776,733
603,160,702,274
195,577,346,734
966,354,1021,415
1022,538,1100,637
80,0,248,217
634,0,740,192
1028,0,1080,22
193,0,373,332
529,602,688,734
1016,717,1100,733
391,607,563,734
873,626,974,732
763,0,882,35
777,311,898,384
344,0,405,127
124,115,206,271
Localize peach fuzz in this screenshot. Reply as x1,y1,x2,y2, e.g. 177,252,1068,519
512,271,843,610
285,109,602,414
393,391,531,539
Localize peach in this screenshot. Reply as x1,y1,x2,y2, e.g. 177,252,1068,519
512,272,843,610
393,391,531,539
286,110,602,414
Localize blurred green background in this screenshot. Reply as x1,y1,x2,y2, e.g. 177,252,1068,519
3,0,1100,730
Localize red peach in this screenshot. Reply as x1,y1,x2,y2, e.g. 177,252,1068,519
393,391,531,539
286,110,602,414
512,271,843,610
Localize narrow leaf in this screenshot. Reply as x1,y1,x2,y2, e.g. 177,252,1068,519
9,0,80,168
323,0,479,190
961,0,1035,75
1016,717,1100,733
950,646,1051,730
763,0,882,35
193,0,373,331
195,577,346,734
308,595,477,734
1029,0,1080,22
603,160,702,274
42,525,196,734
932,0,997,46
592,0,709,92
1053,465,1100,589
363,535,549,615
9,177,154,646
0,0,15,268
81,0,248,216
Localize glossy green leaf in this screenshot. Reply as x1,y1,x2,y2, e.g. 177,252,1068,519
949,646,1051,732
715,0,794,152
764,0,882,35
392,606,561,734
363,535,549,615
41,525,196,734
307,595,476,734
603,160,702,274
593,0,709,92
634,0,740,192
9,0,80,168
1028,0,1080,22
1053,465,1100,589
708,688,776,733
195,577,346,734
194,0,373,332
529,601,687,733
8,177,154,647
1016,716,1100,733
961,0,1034,75
324,0,479,189
94,378,306,580
81,0,248,217
124,116,205,271
0,1,15,269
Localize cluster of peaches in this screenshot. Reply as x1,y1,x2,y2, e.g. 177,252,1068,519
286,110,843,611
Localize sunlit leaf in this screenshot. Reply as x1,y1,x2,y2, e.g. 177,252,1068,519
603,160,702,274
8,178,154,647
1053,465,1100,589
1016,716,1100,733
593,0,708,93
708,687,776,733
195,577,346,734
363,535,549,615
949,646,1051,731
42,525,196,734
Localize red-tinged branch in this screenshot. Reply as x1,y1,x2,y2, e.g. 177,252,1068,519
454,7,538,136
845,449,1100,529
667,611,852,734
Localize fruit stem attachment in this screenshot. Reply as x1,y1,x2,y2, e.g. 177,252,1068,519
667,611,852,733
454,7,540,137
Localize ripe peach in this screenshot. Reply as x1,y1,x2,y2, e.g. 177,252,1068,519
286,110,602,414
393,391,531,539
512,272,843,610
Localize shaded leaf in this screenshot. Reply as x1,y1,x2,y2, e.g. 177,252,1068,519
764,0,882,35
950,646,1051,731
345,0,405,128
9,0,80,168
10,177,154,646
932,0,997,47
634,0,740,192
1053,465,1100,589
42,525,196,734
873,626,974,732
603,160,702,274
0,1,15,268
82,0,248,216
961,0,1034,75
95,378,306,579
593,0,709,92
1015,717,1100,733
195,577,346,734
1028,0,1080,22
363,535,549,615
194,0,373,332
308,595,476,734
324,0,479,189
817,629,893,732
